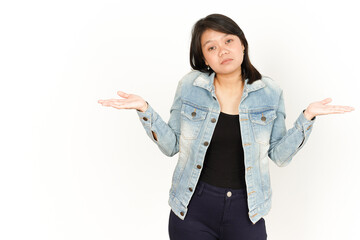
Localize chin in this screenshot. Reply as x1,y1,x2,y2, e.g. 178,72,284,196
215,65,242,75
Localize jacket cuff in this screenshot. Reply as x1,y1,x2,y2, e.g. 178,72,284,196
295,109,316,133
136,101,157,125
302,109,316,121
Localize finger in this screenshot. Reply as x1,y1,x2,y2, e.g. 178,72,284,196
99,99,121,104
117,91,129,98
327,108,353,114
321,98,332,104
98,99,111,104
344,106,355,111
108,99,127,103
106,102,120,109
104,101,131,110
339,106,355,111
328,111,348,114
101,101,120,108
328,105,355,111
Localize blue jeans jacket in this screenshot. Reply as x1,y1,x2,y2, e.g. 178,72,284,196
136,70,316,224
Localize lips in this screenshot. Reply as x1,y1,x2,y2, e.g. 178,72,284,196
221,58,233,64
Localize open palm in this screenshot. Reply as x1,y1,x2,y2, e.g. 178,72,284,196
306,98,355,118
98,91,147,112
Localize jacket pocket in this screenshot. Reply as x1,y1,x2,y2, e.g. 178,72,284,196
249,108,277,145
180,103,208,140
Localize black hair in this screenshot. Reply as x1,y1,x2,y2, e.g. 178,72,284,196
190,13,262,84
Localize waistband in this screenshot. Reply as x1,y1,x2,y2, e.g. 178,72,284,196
195,180,248,198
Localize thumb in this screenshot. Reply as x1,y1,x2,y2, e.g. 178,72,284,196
117,91,129,98
321,98,332,104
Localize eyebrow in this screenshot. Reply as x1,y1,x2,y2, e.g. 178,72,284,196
202,34,230,47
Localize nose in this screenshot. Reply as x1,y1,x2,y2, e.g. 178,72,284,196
219,46,229,56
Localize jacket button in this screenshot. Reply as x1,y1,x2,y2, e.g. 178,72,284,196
191,111,196,117
142,117,148,121
180,211,184,216
261,116,266,121
204,141,209,146
197,165,202,169
211,118,216,123
189,187,193,192
227,191,232,197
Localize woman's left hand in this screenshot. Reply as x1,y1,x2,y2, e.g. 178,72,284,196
304,98,355,120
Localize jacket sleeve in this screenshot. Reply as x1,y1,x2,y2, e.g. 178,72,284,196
268,90,316,167
135,80,183,157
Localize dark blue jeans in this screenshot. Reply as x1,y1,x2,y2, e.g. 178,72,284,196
168,180,267,240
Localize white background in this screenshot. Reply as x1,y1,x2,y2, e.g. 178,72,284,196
1,0,359,239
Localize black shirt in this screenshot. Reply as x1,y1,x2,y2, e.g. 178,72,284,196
198,111,246,189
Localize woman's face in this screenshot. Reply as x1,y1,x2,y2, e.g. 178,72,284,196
201,29,245,75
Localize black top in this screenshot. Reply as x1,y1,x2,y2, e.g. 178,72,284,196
198,112,246,189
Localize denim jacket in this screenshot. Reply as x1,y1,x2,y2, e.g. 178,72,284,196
136,70,316,224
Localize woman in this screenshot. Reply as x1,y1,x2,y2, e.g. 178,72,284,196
98,14,354,240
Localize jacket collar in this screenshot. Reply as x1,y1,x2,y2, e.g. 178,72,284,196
193,71,265,93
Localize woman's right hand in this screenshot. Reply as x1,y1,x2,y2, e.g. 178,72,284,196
98,91,148,112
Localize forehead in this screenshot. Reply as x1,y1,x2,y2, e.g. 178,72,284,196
201,29,233,45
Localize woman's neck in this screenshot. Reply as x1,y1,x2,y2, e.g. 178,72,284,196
214,71,244,94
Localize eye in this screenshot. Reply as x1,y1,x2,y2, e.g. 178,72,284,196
208,46,215,51
226,39,233,44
